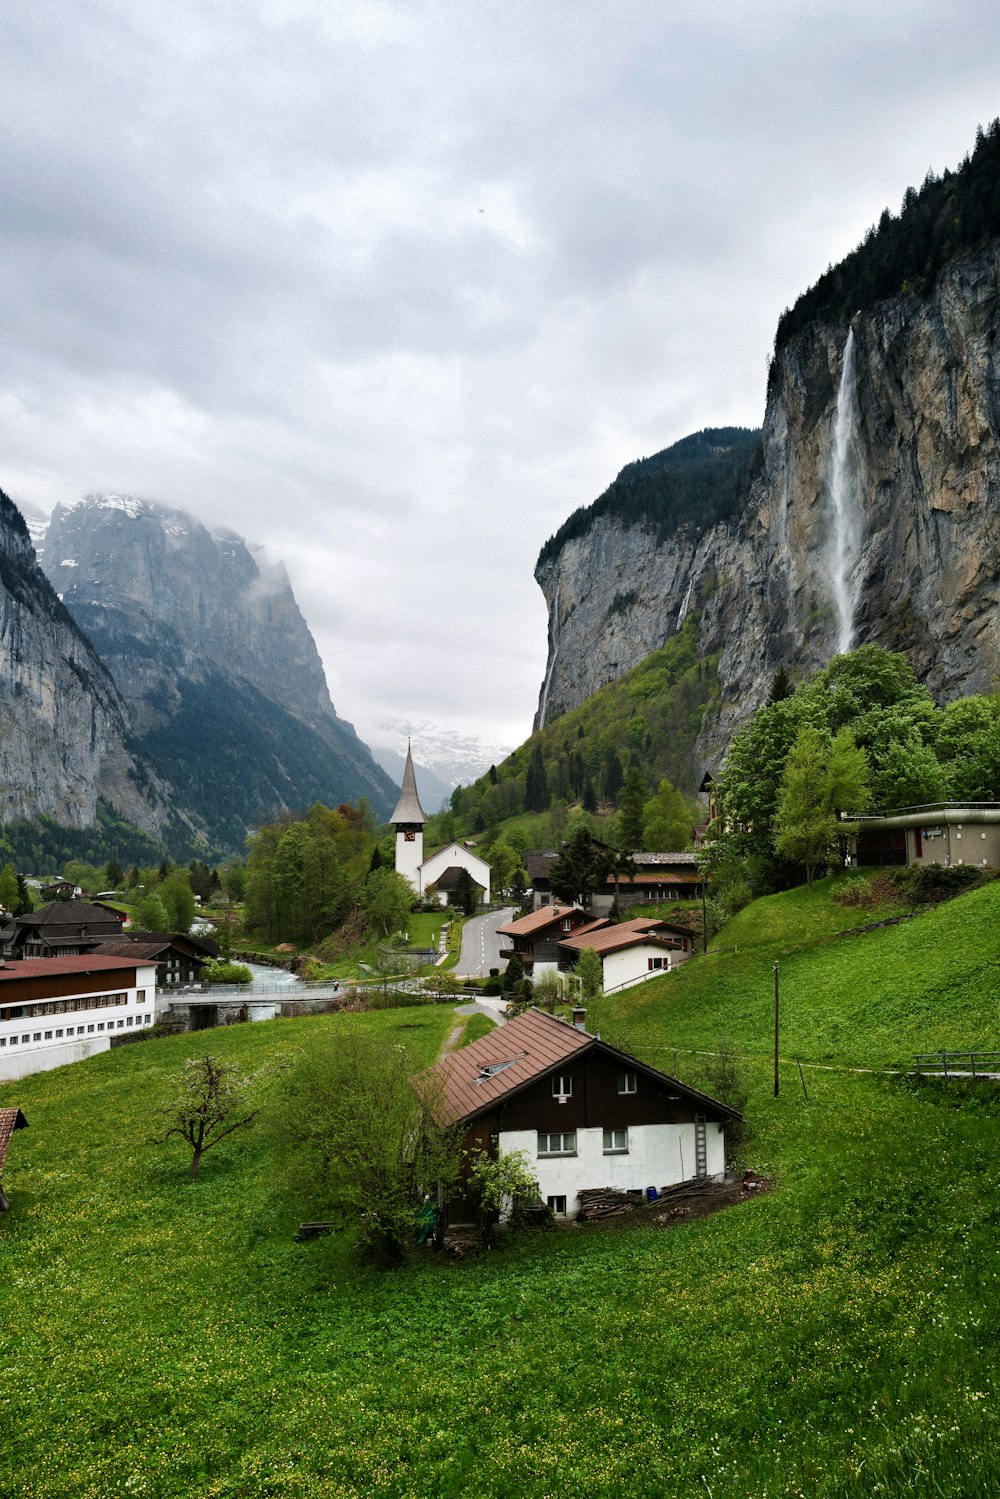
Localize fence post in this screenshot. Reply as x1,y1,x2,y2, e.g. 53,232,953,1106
972,1053,977,1079
942,1050,949,1078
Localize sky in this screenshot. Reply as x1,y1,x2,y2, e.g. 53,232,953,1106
3,1,1000,775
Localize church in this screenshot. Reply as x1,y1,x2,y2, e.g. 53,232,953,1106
391,745,491,906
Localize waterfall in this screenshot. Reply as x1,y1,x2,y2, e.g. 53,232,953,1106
828,328,861,655
537,584,561,730
676,575,694,630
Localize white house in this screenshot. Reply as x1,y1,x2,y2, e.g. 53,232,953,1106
558,916,695,993
391,743,491,904
422,1008,739,1221
0,955,158,1080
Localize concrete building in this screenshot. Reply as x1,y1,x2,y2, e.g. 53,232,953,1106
0,956,158,1080
851,802,1000,869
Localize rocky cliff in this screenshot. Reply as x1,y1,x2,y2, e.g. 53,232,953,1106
43,495,398,846
0,489,165,835
534,240,1000,770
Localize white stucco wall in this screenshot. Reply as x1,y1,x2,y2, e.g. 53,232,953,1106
418,843,491,902
0,963,158,1081
601,944,678,992
395,830,424,891
499,1120,726,1215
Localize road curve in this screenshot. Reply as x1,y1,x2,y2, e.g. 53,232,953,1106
456,907,515,978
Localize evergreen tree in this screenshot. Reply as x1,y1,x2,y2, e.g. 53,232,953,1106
617,767,646,849
550,826,600,909
525,745,549,813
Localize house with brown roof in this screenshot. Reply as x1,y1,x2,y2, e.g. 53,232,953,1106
4,900,127,959
0,956,158,1080
420,1008,739,1222
0,1106,28,1211
527,848,704,914
90,930,218,988
496,905,600,977
558,916,695,993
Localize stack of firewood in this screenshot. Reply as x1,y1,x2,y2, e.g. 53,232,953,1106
576,1187,636,1221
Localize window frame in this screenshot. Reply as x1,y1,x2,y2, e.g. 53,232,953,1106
602,1127,629,1155
537,1130,577,1157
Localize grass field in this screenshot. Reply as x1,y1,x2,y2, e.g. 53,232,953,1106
3,883,1000,1496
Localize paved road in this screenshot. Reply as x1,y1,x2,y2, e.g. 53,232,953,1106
457,907,515,978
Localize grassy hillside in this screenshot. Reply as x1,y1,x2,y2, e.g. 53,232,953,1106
3,887,1000,1496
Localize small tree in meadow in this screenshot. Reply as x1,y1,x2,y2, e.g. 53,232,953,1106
151,1055,259,1180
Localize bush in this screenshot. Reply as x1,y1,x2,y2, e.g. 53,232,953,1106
201,960,253,986
834,873,898,909
892,863,991,905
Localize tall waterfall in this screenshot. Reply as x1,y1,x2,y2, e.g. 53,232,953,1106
828,328,861,655
537,584,561,730
676,575,694,630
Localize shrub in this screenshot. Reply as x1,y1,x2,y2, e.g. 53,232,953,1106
201,960,253,986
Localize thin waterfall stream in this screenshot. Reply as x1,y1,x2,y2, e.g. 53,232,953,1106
829,328,861,654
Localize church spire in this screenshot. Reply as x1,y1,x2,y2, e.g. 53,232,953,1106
390,741,427,826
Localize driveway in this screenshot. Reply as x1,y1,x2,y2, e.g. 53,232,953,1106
456,907,515,978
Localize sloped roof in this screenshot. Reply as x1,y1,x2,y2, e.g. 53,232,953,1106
0,956,146,983
389,743,427,826
16,901,124,931
0,1108,28,1173
91,941,174,962
560,916,693,955
421,1008,591,1125
629,851,700,868
496,904,592,938
419,1007,742,1127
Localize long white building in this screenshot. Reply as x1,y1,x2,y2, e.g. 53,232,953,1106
0,955,158,1080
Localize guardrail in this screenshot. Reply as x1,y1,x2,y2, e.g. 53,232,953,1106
912,1050,1000,1078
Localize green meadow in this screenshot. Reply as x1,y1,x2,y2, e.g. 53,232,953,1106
3,883,1000,1497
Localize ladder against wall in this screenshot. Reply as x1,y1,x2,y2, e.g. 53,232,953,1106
695,1115,708,1178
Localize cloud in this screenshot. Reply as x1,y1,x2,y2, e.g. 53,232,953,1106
2,0,1000,763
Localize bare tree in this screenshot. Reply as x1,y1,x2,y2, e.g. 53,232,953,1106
151,1055,259,1179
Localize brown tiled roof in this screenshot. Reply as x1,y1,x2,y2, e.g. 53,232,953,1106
560,917,692,955
15,901,124,932
91,941,173,961
0,1107,28,1173
624,871,700,885
420,1008,591,1125
496,905,586,937
418,1008,742,1126
0,956,146,982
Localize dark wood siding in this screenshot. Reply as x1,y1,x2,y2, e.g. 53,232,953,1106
491,1051,720,1133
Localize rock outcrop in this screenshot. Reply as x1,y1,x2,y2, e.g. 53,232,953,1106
0,489,165,834
43,494,398,846
534,242,1000,767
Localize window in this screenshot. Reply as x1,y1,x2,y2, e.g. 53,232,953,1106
32,1032,41,1042
538,1131,576,1156
0,1037,5,1046
127,1016,134,1026
562,917,572,932
618,1072,637,1094
547,1195,568,1216
55,1029,63,1039
137,990,146,1003
552,1075,573,1098
603,1128,628,1154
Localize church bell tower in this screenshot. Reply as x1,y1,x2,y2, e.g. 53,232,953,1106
391,742,427,893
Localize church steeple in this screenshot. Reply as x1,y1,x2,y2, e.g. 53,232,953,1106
390,742,427,827
392,742,426,892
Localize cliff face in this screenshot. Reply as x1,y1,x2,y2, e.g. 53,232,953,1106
43,495,398,845
0,490,164,833
534,242,1000,767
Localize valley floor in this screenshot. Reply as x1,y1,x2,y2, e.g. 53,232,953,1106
3,881,1000,1497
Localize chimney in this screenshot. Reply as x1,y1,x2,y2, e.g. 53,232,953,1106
571,1006,587,1031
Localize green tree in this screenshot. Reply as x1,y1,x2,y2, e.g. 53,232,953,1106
453,868,480,916
361,868,413,939
222,864,247,902
572,946,604,1003
0,863,19,914
773,726,870,887
501,952,524,997
642,778,694,850
549,825,600,908
104,858,124,889
151,1055,259,1180
274,1029,462,1266
617,767,646,849
525,745,549,813
532,968,561,1013
134,890,169,931
466,1148,540,1231
160,873,196,935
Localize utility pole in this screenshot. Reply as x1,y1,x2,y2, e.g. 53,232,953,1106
701,881,708,956
773,961,780,1098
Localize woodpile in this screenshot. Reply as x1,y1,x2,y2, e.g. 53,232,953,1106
441,1226,481,1259
576,1188,636,1221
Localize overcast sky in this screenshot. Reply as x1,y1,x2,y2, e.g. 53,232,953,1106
3,1,1000,769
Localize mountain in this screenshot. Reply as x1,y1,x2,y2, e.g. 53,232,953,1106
533,128,1000,772
43,494,398,849
0,487,167,840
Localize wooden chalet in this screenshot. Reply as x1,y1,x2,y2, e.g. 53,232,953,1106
558,916,694,991
420,1008,740,1223
90,930,218,987
0,1106,28,1211
526,848,704,914
5,900,127,959
496,905,601,976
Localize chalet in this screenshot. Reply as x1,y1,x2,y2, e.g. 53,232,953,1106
0,956,158,1080
851,802,1000,870
558,916,694,993
497,905,600,977
0,1106,28,1212
90,930,218,987
526,848,704,914
4,900,127,959
421,1007,740,1222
